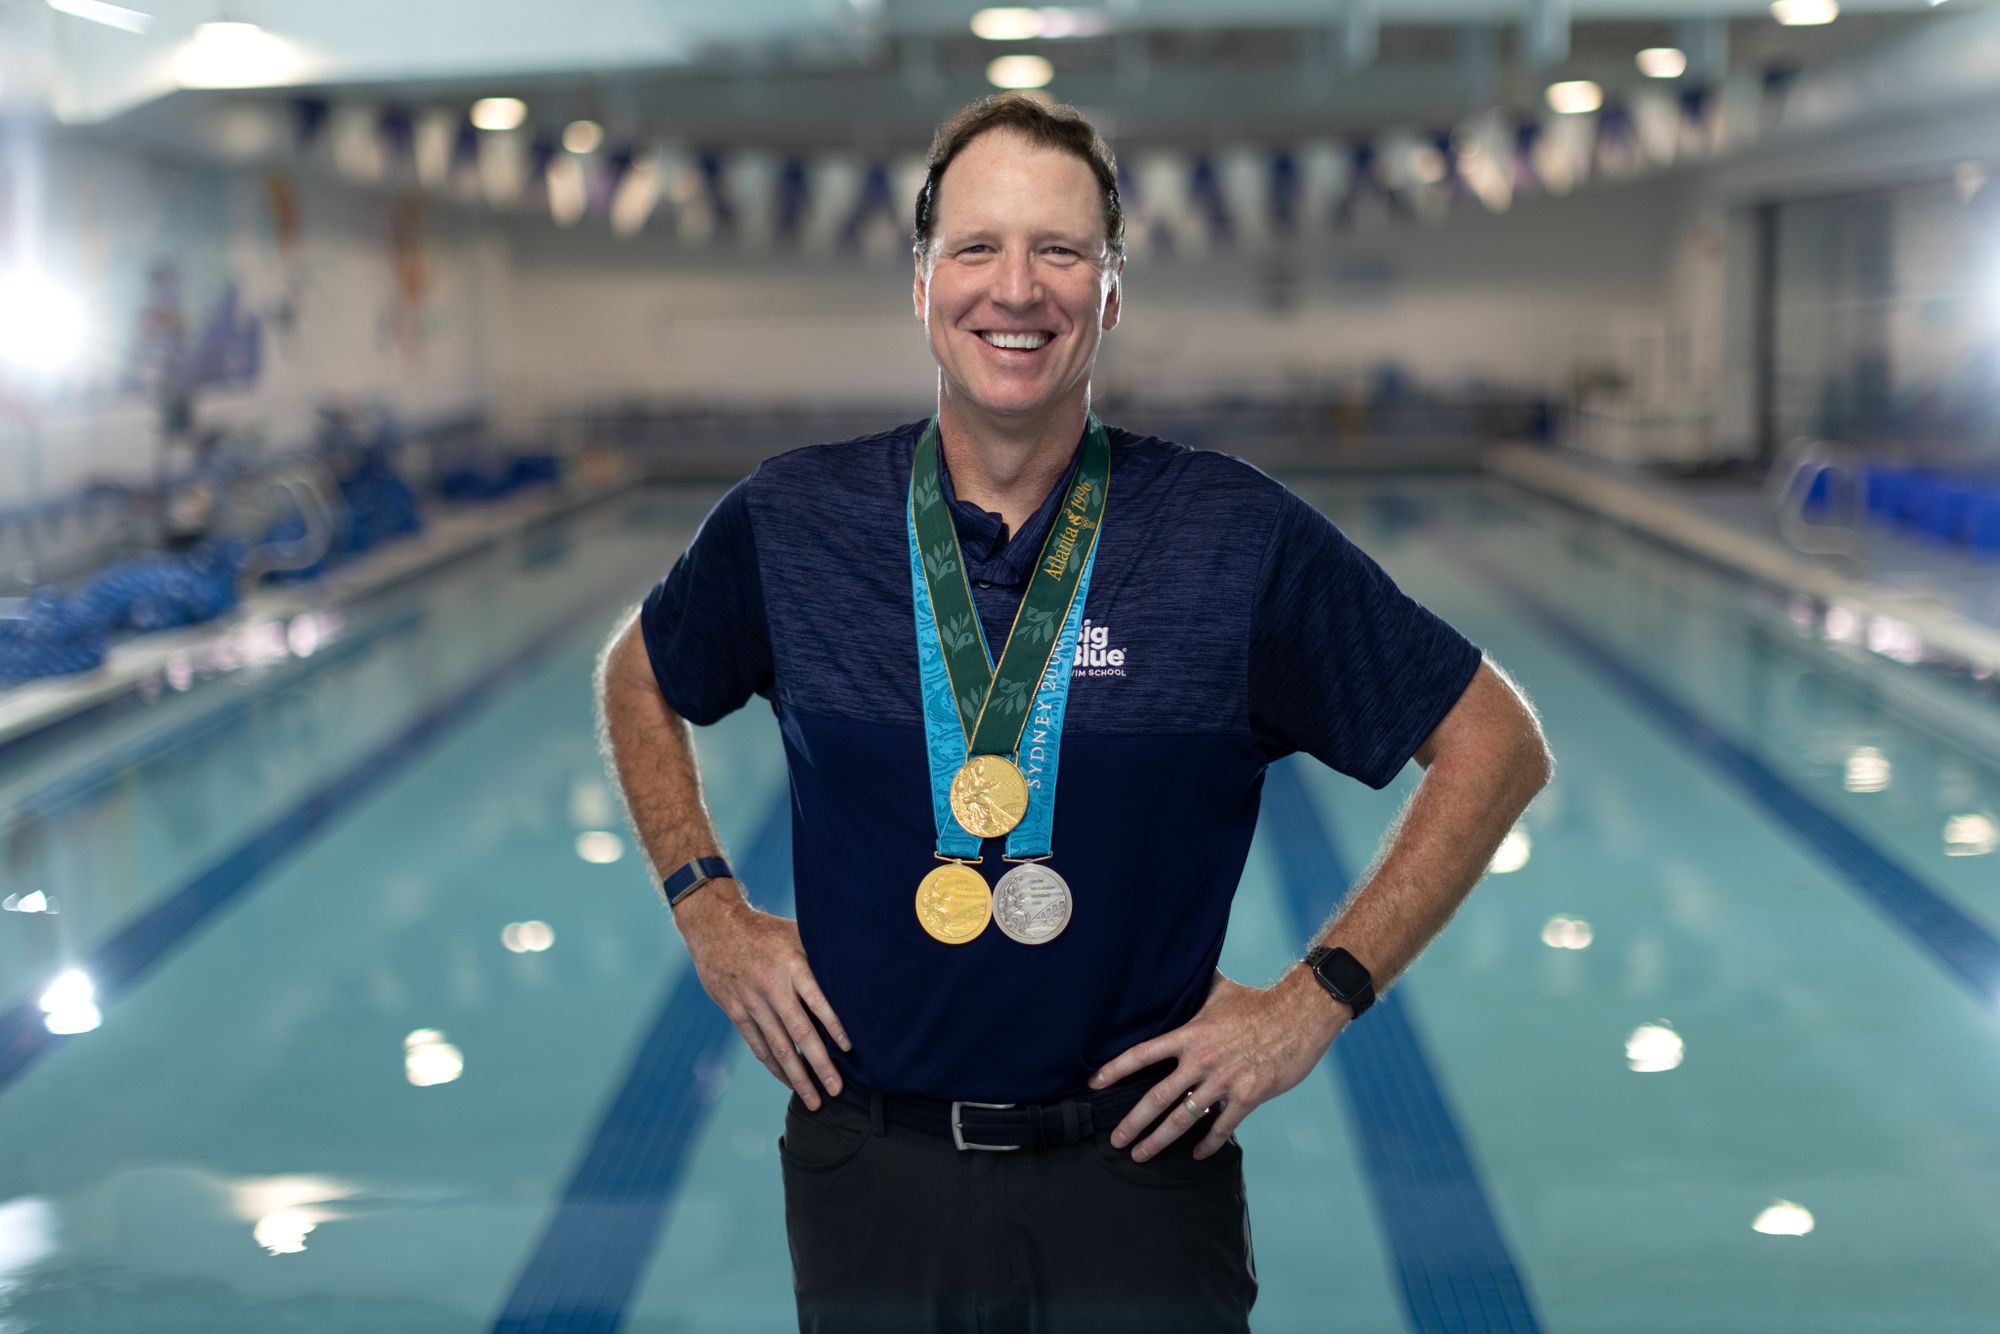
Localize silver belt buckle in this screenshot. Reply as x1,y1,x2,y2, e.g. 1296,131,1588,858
951,1100,1021,1152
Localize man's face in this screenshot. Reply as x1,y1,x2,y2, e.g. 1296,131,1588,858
914,130,1122,426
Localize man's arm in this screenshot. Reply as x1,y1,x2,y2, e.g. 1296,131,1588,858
596,613,850,1109
1284,655,1553,1017
1091,655,1553,1161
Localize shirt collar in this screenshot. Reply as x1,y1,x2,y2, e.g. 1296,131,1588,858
937,426,1087,588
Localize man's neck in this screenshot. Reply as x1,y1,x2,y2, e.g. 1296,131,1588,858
936,395,1088,538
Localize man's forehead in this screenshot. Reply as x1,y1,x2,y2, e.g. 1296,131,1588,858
931,131,1106,239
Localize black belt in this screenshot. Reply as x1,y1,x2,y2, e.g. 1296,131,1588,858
833,1062,1176,1152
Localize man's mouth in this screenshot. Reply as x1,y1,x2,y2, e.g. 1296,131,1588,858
979,331,1052,351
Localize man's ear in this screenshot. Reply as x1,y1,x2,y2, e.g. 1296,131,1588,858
912,249,929,325
1101,260,1124,332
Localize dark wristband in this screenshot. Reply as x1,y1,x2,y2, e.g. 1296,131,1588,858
662,856,733,909
1305,945,1376,1018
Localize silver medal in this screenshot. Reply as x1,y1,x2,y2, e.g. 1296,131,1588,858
991,863,1073,945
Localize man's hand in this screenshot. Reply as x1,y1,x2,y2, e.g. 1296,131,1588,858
1088,967,1347,1161
676,889,852,1110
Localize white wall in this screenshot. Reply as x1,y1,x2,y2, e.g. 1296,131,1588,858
0,136,505,507
496,178,1682,426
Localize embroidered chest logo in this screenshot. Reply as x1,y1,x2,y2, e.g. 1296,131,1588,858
1073,619,1128,678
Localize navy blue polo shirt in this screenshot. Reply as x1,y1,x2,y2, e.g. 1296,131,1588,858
641,419,1480,1103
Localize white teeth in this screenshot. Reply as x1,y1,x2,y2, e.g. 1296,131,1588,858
981,331,1050,350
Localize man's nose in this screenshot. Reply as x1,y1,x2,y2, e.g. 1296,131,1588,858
992,248,1040,307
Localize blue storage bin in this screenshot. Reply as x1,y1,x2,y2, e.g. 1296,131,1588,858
1863,466,1909,523
1966,497,2000,556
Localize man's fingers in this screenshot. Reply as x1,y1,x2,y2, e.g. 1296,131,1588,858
1108,1065,1198,1148
749,996,823,1109
778,997,845,1098
729,1011,788,1087
1130,1079,1226,1162
1089,1030,1179,1091
1193,1097,1249,1161
793,970,852,1054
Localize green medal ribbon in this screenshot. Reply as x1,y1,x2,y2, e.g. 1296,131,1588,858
910,416,1111,761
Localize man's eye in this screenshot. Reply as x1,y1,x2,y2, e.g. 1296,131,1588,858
960,245,993,255
1046,247,1077,258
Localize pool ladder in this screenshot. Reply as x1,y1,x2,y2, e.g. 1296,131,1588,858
1769,437,1869,579
237,462,342,589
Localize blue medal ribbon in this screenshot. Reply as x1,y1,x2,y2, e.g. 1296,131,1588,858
907,461,1099,862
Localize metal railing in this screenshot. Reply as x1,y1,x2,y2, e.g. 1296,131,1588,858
1768,436,1868,577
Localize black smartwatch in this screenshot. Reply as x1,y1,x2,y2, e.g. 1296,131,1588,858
1304,946,1376,1019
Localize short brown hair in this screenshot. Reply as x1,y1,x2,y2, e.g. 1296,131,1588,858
913,93,1125,263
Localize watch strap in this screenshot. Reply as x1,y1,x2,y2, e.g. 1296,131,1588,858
662,856,733,908
1305,945,1376,1018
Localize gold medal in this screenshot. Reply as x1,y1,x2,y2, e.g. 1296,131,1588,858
916,861,991,945
948,755,1028,839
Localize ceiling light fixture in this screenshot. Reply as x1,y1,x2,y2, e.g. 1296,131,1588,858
45,0,152,34
176,20,297,89
987,54,1054,89
972,8,1041,40
470,97,528,132
1635,47,1687,78
1771,0,1838,25
1545,80,1603,115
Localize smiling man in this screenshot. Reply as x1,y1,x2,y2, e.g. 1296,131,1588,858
597,94,1553,1333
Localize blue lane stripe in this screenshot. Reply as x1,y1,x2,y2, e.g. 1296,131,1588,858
1443,537,2000,1009
492,792,792,1334
1262,762,1542,1334
0,568,650,1094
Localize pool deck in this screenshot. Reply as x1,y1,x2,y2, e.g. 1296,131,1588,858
1487,444,2000,680
0,473,636,754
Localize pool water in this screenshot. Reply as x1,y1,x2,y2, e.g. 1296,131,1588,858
0,473,1995,1333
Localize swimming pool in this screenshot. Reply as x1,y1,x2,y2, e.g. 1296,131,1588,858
0,472,1994,1332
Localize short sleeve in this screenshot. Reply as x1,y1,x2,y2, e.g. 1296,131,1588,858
638,475,774,725
1249,490,1480,788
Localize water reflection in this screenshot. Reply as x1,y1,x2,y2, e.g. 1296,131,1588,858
1943,813,1996,857
38,969,100,1035
1625,1022,1683,1073
502,920,555,952
1489,827,1531,874
404,1029,464,1087
1843,746,1891,793
575,830,624,864
1752,1200,1815,1236
1540,915,1593,950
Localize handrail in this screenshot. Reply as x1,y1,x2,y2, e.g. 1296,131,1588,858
1769,436,1868,578
236,463,343,589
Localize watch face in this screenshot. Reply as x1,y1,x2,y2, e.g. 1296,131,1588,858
1313,949,1371,1000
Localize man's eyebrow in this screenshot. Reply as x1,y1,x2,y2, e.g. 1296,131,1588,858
938,228,1101,248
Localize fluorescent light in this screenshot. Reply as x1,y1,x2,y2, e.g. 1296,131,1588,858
1635,47,1686,78
1545,80,1602,115
987,54,1054,89
972,7,1040,40
46,0,152,33
470,97,527,132
176,21,298,89
1771,0,1838,24
562,119,603,154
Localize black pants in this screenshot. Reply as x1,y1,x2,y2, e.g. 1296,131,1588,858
780,1090,1258,1333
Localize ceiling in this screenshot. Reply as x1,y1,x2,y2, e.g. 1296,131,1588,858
0,0,1985,154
